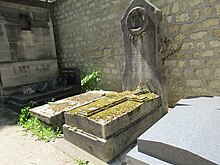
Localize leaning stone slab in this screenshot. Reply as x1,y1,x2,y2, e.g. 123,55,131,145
63,106,163,163
30,91,107,126
65,95,161,139
137,97,220,165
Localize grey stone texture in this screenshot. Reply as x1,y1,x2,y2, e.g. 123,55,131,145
121,0,167,114
52,0,220,106
65,95,162,139
121,0,162,91
63,106,163,163
127,146,170,165
154,0,220,106
30,91,106,126
135,96,220,165
51,0,131,91
0,1,58,95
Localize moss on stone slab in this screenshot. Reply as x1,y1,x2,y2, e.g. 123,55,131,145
69,91,158,118
88,100,142,123
129,93,158,102
70,95,127,116
48,102,72,112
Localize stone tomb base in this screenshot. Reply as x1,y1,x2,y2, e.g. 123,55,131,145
63,92,164,163
30,91,107,127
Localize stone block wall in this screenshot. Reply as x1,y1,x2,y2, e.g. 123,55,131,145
52,0,131,91
52,0,220,106
150,0,220,106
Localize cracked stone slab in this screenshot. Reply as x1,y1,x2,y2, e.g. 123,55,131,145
30,91,109,126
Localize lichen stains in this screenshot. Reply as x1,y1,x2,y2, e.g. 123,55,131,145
105,91,134,98
47,92,105,112
129,93,158,102
69,91,159,123
70,95,127,116
49,102,72,112
66,93,103,104
89,100,142,123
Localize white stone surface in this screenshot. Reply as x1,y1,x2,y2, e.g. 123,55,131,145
137,97,220,165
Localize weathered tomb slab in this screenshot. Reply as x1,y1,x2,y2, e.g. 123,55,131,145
65,92,161,139
63,106,163,163
30,91,107,126
137,97,220,165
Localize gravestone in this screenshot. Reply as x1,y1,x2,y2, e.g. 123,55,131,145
121,0,167,113
63,91,163,162
127,96,220,165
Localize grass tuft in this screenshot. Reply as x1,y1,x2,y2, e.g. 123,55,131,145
18,106,62,142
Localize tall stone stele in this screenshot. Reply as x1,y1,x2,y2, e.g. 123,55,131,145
121,0,167,113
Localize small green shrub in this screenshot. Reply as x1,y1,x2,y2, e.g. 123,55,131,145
18,105,62,142
76,159,89,165
18,106,31,125
81,71,102,92
21,117,62,142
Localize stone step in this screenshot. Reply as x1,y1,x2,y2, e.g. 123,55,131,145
8,88,81,113
63,106,163,163
10,85,79,104
65,95,161,139
137,97,220,165
126,146,170,165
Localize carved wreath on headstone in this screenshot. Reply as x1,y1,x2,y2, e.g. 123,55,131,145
126,6,148,35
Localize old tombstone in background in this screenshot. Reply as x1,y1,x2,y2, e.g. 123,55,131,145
121,0,167,113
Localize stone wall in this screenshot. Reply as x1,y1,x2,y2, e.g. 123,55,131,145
52,0,220,106
0,1,58,95
52,0,131,91
150,0,220,106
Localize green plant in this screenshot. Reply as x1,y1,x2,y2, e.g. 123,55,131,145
29,101,38,108
76,159,89,165
21,117,62,142
81,71,102,92
18,106,31,125
51,97,55,102
18,104,62,142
